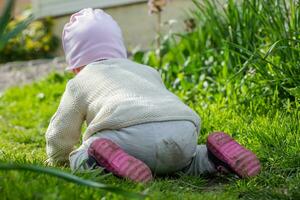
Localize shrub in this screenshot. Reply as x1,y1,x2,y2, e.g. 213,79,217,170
0,10,59,63
134,0,300,106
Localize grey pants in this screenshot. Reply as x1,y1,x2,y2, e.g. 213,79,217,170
69,121,216,175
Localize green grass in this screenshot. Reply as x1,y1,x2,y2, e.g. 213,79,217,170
0,0,299,199
0,73,299,200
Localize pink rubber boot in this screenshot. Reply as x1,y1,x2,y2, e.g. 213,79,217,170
88,138,153,183
206,132,261,178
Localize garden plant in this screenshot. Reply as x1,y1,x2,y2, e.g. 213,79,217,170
0,1,59,63
0,0,299,199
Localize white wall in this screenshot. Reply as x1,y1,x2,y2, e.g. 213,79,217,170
32,0,147,18
47,0,194,54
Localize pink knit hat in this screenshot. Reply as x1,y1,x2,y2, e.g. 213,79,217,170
62,8,127,70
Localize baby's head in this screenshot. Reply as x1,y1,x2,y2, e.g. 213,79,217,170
62,8,127,73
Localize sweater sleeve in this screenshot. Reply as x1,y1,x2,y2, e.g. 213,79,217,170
45,82,84,165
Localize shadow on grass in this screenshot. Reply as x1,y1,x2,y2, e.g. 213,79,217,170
147,172,237,194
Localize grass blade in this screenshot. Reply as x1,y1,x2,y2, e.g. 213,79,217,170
0,163,146,199
0,15,33,50
0,0,14,36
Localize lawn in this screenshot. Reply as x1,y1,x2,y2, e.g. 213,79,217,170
0,73,299,200
0,0,299,199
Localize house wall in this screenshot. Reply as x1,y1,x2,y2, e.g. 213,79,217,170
15,0,31,14
2,0,194,54
32,0,148,18
0,0,31,15
53,0,194,54
0,0,4,12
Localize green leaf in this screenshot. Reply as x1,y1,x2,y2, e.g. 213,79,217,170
0,15,33,50
0,163,146,199
263,40,281,60
0,0,15,36
284,87,300,98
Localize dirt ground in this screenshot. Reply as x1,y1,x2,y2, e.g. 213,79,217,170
0,57,67,92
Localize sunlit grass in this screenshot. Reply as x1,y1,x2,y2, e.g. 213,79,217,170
0,0,299,199
0,73,299,199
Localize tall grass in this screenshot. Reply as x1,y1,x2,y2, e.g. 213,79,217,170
134,0,300,106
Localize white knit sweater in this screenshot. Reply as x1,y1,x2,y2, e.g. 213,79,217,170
45,59,200,164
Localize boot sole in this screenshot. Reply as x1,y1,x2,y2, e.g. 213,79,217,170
207,132,261,178
88,138,153,183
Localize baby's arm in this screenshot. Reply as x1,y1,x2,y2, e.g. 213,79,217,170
45,82,84,165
